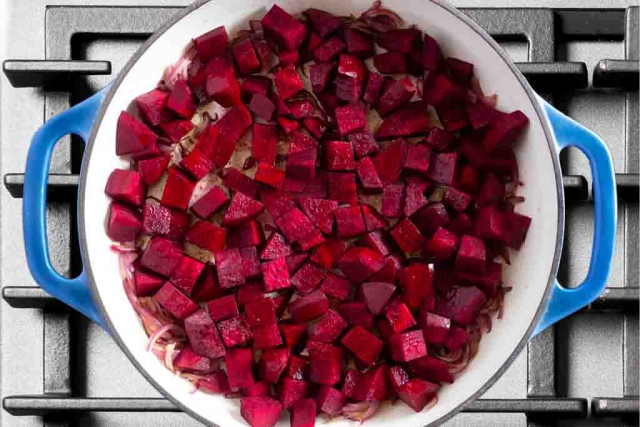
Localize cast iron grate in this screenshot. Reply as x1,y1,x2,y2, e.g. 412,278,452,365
1,5,638,427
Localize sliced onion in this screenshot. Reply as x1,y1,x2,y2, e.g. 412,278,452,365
341,400,381,423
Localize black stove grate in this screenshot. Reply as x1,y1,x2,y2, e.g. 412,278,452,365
2,5,638,427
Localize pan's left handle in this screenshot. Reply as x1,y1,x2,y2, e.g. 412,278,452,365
23,87,109,327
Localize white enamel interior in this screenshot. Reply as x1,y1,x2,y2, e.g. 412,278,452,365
82,0,560,425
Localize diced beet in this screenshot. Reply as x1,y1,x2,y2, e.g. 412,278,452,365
336,247,385,284
328,172,358,205
407,355,453,383
207,295,239,322
173,347,213,374
332,206,365,239
377,317,395,342
476,171,505,206
419,311,451,344
191,265,223,302
278,378,309,409
304,116,329,140
481,110,529,152
204,58,242,108
424,127,454,151
261,191,296,221
435,285,487,326
299,198,337,235
319,273,352,301
133,269,164,297
343,27,373,57
305,8,342,37
135,89,172,127
337,54,367,82
185,221,226,252
378,77,416,116
313,37,345,62
222,168,259,198
361,281,396,315
261,5,307,51
307,341,343,361
255,162,285,189
363,71,385,104
279,49,300,65
381,184,405,218
426,152,458,186
369,257,397,283
450,212,473,237
241,396,282,427
315,386,346,416
338,301,374,328
262,257,291,292
287,149,317,180
130,141,162,161
341,325,384,366
161,168,195,211
259,347,290,383
241,76,272,98
310,239,346,270
466,101,503,130
361,204,388,232
309,356,341,386
249,93,276,121
138,155,170,186
184,309,226,358
243,381,270,397
107,203,141,242
193,26,229,60
276,208,316,243
390,218,423,254
355,157,383,192
227,220,264,248
323,140,354,171
289,291,329,323
421,33,443,70
358,230,392,257
105,169,146,207
286,253,308,274
243,298,276,328
397,379,439,412
154,282,198,320
347,131,377,161
388,365,410,390
426,227,460,260
241,247,262,280
444,57,473,86
274,65,304,100
141,236,183,277
341,370,359,399
372,138,407,184
289,130,318,153
353,366,386,402
233,37,261,76
455,235,486,273
291,262,327,294
281,324,307,350
405,144,431,176
444,324,469,352
373,52,407,74
474,205,507,243
443,187,471,213
413,202,450,237
335,74,362,102
307,309,347,343
404,182,428,218
170,255,205,295
261,233,293,260
227,347,256,389
334,105,366,137
116,111,158,156
222,192,265,227
455,165,479,196
424,73,466,108
309,62,336,93
255,40,276,71
166,80,196,119
213,248,245,288
210,106,253,167
398,263,434,310
200,370,232,394
378,28,421,53
181,148,213,180
291,399,316,427
384,299,417,333
504,210,532,250
288,99,320,120
237,282,264,306
218,315,253,347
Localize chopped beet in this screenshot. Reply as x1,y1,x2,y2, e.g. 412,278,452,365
406,355,453,384
310,239,347,269
262,5,307,51
280,324,307,350
313,37,345,62
426,227,460,260
241,76,272,98
184,309,226,358
289,291,329,323
475,205,508,242
419,311,451,345
376,102,431,140
467,101,503,130
341,369,360,399
378,28,421,53
191,266,223,302
254,162,285,189
135,89,172,126
246,298,277,327
278,378,309,409
166,80,196,119
274,65,304,100
307,309,347,343
291,399,316,427
232,37,261,76
324,140,355,171
222,167,259,198
388,330,427,362
310,357,341,386
476,171,504,206
207,294,239,322
358,230,392,257
338,301,374,329
161,168,195,211
173,347,214,374
309,62,336,93
185,221,226,252
140,236,183,277
373,52,408,74
337,247,386,284
254,322,284,350
138,155,170,186
241,396,282,427
363,71,385,104
424,73,466,108
316,386,346,416
222,192,265,227
133,269,164,297
116,111,158,156
227,348,256,389
481,110,529,152
353,366,386,402
504,210,532,249
444,324,469,352
291,262,327,294
404,182,428,217
390,218,423,254
424,127,454,152
355,156,383,192
261,257,291,292
249,93,276,121
261,233,293,260
105,169,146,207
335,105,366,137
384,299,417,333
319,273,352,301
218,315,253,347
194,26,229,60
241,247,262,279
306,8,342,37
370,257,397,283
381,184,405,218
286,253,308,274
181,148,213,180
243,381,270,397
154,282,198,320
397,379,439,412
361,281,396,315
413,202,450,237
398,264,434,310
455,235,486,273
348,130,379,159
378,77,416,116
361,204,388,232
328,172,358,205
107,203,141,242
276,208,316,243
214,248,245,288
204,58,242,107
170,255,205,295
405,144,431,175
435,285,487,326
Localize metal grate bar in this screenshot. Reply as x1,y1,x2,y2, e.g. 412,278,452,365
2,60,111,88
593,59,639,90
2,396,588,417
555,9,626,39
591,398,640,417
585,287,640,313
516,62,588,90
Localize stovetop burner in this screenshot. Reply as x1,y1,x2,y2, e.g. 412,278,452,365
1,3,638,426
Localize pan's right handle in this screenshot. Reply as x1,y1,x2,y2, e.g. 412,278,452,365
23,88,109,327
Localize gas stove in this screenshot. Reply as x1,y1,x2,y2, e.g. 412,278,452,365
1,1,638,426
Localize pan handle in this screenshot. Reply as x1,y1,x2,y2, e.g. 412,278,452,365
533,98,617,337
23,87,109,327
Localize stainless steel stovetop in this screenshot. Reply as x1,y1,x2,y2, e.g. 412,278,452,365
1,0,638,426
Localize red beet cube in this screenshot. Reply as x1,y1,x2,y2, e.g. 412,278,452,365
397,379,440,412
398,264,434,310
361,204,388,232
243,381,270,397
300,198,337,235
237,282,264,306
444,187,471,212
191,186,228,219
328,172,358,205
232,37,261,76
261,5,307,51
286,253,308,274
334,205,366,239
185,221,226,252
181,148,213,180
319,273,352,301
375,102,431,140
390,219,423,254
381,184,405,218
184,309,226,358
249,93,276,121
309,62,336,93
107,203,141,242
307,341,343,362
206,295,239,322
361,281,396,315
335,105,366,137
450,213,473,237
436,285,487,326
341,325,384,366
305,8,342,37
310,357,341,386
212,248,244,289
388,329,427,362
304,116,327,138
378,77,416,116
504,210,532,250
135,89,171,127
291,262,327,294
355,157,383,192
166,80,196,119
154,282,198,320
313,37,345,62
218,315,253,347
369,258,398,284
275,208,315,243
261,233,293,260
424,127,454,151
253,322,283,350
226,348,255,389
424,73,465,108
475,205,508,242
222,193,265,227
419,311,451,344
291,399,316,427
324,140,355,171
358,230,392,257
261,257,291,292
115,111,158,156
251,123,279,165
406,355,453,384
170,255,205,295
426,152,458,186
244,298,276,327
173,347,214,374
307,310,347,343
403,182,428,217
372,139,407,185
373,52,407,74
105,169,146,207
363,71,385,104
140,236,183,277
203,59,242,108
289,291,329,323
348,130,379,159
405,143,431,175
421,33,443,70
353,366,386,402
315,386,346,416
222,168,259,199
194,26,228,60
385,299,417,333
138,155,170,186
274,65,304,100
133,270,164,297
455,235,486,273
227,220,264,249
161,168,195,211
241,247,262,280
336,247,385,284
481,110,529,153
413,202,450,236
278,378,309,409
426,227,460,260
240,396,283,427
338,301,374,329
191,265,224,302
